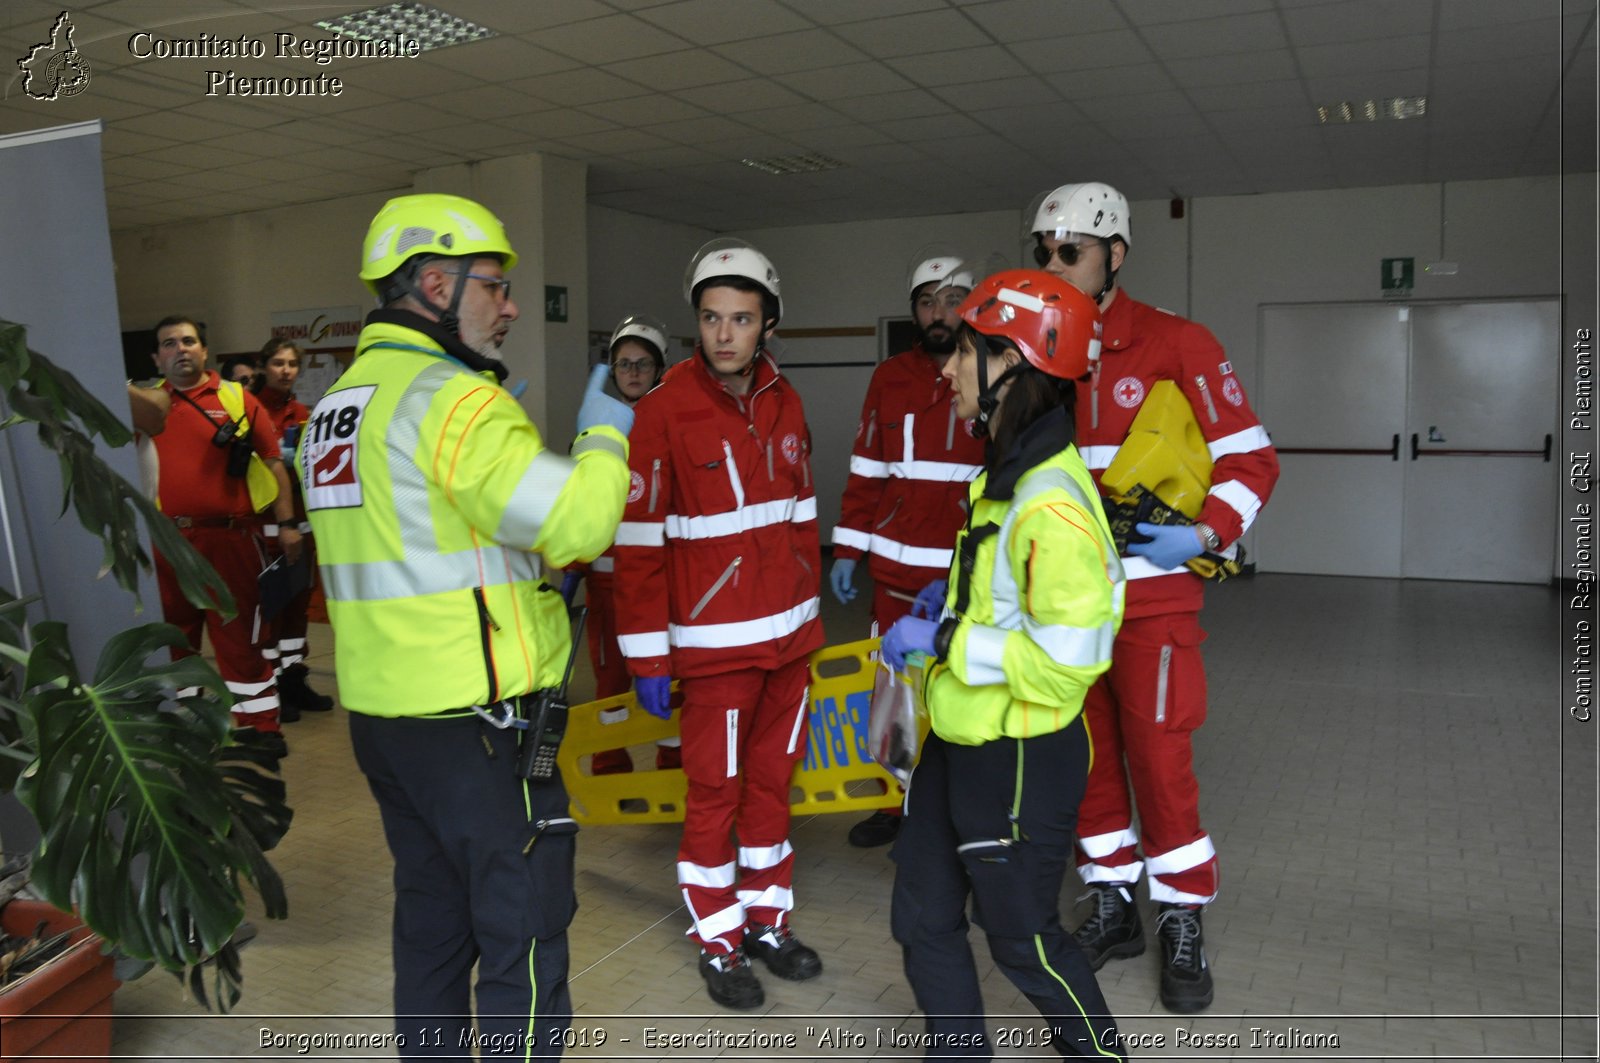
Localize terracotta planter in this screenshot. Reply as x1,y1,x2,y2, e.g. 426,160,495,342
0,899,118,1063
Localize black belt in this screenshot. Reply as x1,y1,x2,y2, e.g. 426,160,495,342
171,515,253,529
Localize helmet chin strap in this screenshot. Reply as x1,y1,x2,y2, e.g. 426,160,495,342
1096,237,1120,303
973,353,1027,438
397,261,471,338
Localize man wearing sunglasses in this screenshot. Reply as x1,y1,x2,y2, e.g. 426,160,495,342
1029,182,1279,1014
830,250,985,848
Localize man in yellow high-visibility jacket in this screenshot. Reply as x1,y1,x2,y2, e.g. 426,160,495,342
298,193,632,1059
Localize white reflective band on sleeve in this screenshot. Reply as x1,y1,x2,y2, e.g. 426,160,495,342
1077,828,1140,859
1209,478,1264,530
889,459,984,483
677,860,737,888
1207,424,1273,460
613,520,665,547
866,533,954,570
591,555,614,573
849,455,892,479
572,430,626,461
617,630,669,657
496,449,575,545
833,526,871,550
1022,614,1115,668
667,497,800,540
669,597,819,649
1143,834,1216,876
738,841,794,870
1077,445,1120,471
959,624,1008,686
1119,556,1187,580
736,885,794,911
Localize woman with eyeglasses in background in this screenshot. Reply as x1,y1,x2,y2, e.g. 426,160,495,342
564,315,678,775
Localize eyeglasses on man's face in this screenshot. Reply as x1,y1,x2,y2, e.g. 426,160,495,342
451,271,512,303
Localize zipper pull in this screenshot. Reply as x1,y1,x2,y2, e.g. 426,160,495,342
475,590,501,632
1194,374,1220,423
1090,362,1101,430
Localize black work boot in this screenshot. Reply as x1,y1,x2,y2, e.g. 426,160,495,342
699,947,764,1009
1155,903,1214,1013
279,663,334,713
1072,883,1145,970
847,810,901,847
744,922,822,981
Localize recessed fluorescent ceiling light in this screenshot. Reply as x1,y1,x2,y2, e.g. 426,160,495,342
1316,96,1427,124
740,153,844,175
316,2,496,52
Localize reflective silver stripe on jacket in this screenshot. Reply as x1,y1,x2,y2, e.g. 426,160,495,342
497,449,576,545
324,545,541,601
989,465,1124,667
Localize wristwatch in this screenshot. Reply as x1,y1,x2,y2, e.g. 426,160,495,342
1194,522,1222,553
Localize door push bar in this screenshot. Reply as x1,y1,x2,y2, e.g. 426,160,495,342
1277,435,1402,461
1409,433,1552,461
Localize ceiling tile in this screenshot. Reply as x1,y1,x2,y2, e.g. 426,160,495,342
781,0,945,25
1117,0,1274,24
419,36,584,78
1008,30,1155,73
885,45,1029,87
709,28,867,73
1437,0,1563,32
508,67,652,105
430,84,554,120
442,0,614,32
733,101,855,132
643,113,762,143
1140,11,1289,58
501,109,620,139
604,49,751,90
931,74,1060,113
890,111,989,142
1162,49,1300,87
1437,19,1564,63
1296,35,1432,78
532,13,690,63
1187,79,1310,112
1044,62,1174,97
773,61,915,100
831,9,994,59
1282,0,1435,47
791,123,903,151
829,89,952,123
962,0,1124,42
674,75,807,111
583,93,710,126
635,0,812,45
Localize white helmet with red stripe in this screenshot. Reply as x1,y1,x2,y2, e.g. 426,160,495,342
1027,182,1132,247
684,238,783,322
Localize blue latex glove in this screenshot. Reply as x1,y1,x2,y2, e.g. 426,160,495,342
911,579,947,619
636,675,672,720
882,616,938,672
558,571,581,606
576,363,635,437
1127,521,1205,570
829,557,858,604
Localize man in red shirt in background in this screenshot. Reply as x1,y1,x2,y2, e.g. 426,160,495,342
149,316,300,754
614,240,824,1011
830,251,983,848
256,337,335,721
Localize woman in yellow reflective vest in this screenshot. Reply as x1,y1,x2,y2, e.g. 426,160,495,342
880,270,1128,1061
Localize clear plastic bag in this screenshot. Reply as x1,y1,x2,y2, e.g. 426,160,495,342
867,663,924,784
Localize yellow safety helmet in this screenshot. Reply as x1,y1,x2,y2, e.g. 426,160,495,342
359,194,518,295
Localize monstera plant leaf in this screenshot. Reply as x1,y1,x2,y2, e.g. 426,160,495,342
13,620,290,1010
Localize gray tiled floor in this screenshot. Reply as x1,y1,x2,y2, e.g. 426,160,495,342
108,574,1596,1060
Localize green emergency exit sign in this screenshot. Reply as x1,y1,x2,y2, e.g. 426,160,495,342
1381,257,1414,297
545,285,568,322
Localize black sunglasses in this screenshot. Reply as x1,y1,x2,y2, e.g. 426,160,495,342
1032,240,1097,268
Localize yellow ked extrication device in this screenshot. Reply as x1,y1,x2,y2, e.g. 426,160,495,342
1099,380,1246,581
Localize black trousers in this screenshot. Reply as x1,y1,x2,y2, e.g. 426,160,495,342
891,720,1123,1061
350,711,575,1061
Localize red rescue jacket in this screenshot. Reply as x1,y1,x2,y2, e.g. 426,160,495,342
1076,289,1279,618
614,350,824,679
832,344,986,594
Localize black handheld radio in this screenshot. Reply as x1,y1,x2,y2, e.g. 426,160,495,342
514,603,587,781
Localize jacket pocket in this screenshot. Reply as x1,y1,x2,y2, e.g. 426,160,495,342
681,431,739,515
690,556,742,619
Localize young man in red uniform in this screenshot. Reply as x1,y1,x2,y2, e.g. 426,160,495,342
830,252,984,848
149,316,301,750
613,240,825,1010
256,338,335,721
575,315,678,775
1028,183,1279,1012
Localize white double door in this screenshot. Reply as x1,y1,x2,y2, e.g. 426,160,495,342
1256,299,1560,584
